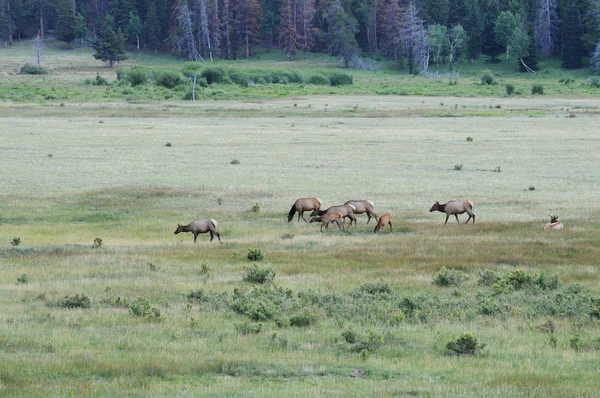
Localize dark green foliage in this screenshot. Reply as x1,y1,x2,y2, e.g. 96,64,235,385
93,25,127,68
308,74,330,85
243,263,273,284
505,82,515,95
227,69,249,87
288,308,319,327
520,24,538,72
86,73,109,86
187,288,208,302
446,332,485,355
235,320,263,335
532,82,544,95
155,70,185,88
201,67,225,84
16,274,28,284
246,248,265,262
480,69,495,85
560,3,585,70
359,282,392,296
10,237,21,246
128,296,164,321
230,284,294,321
432,267,466,287
58,294,91,309
20,64,48,75
328,72,353,86
125,67,149,86
55,0,77,48
342,328,386,353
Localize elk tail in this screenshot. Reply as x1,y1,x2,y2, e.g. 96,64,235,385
315,197,321,205
348,204,356,211
467,200,474,208
210,219,218,229
367,200,374,207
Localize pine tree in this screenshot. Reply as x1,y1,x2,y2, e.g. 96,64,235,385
448,0,468,27
237,0,263,58
56,0,77,48
297,0,317,59
144,0,160,51
520,23,538,72
481,6,503,62
111,0,135,31
383,0,402,69
93,25,128,67
560,1,585,69
126,11,142,53
324,0,359,68
465,0,483,60
75,12,87,45
278,0,296,59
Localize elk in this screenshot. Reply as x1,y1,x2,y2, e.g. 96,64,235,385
544,215,564,231
287,197,321,222
344,200,378,224
174,219,221,243
310,203,357,227
309,212,345,232
430,200,475,224
374,213,392,233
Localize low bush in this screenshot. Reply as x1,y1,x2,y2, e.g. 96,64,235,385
505,82,515,95
58,294,91,309
20,63,48,75
201,67,225,84
329,72,353,86
433,267,467,287
155,70,185,89
480,69,495,85
126,67,149,86
246,248,264,262
588,76,600,88
10,237,21,247
446,332,485,355
243,263,274,284
17,274,28,284
308,74,330,85
532,82,544,95
235,320,263,335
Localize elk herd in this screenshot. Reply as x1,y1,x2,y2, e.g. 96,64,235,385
174,197,564,243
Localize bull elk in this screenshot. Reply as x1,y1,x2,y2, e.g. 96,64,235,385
287,197,322,222
344,200,378,224
309,212,345,232
430,200,475,224
544,215,564,231
374,213,392,233
310,203,357,227
174,219,221,243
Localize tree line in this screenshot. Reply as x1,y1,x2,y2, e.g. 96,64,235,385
1,0,600,73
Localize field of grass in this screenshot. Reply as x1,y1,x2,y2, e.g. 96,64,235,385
1,41,600,396
1,93,600,396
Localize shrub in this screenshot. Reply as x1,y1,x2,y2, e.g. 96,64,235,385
129,297,163,321
433,267,467,287
559,73,574,85
454,164,463,171
235,320,263,335
480,69,495,85
466,136,473,142
342,327,359,344
93,73,110,86
58,294,91,309
10,237,21,246
246,248,264,262
17,274,28,284
346,329,386,353
446,332,485,355
20,63,48,75
230,159,240,165
505,82,515,95
478,270,501,286
228,69,249,87
280,232,294,240
243,264,274,284
329,72,353,86
93,237,103,248
493,166,501,173
528,185,536,191
201,67,225,84
187,289,208,302
532,83,544,95
359,282,392,295
308,74,330,85
155,70,185,88
126,68,149,86
588,76,600,88
289,308,319,327
251,203,260,213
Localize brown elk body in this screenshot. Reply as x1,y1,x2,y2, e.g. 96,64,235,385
344,200,378,224
287,197,321,222
544,215,564,231
310,203,357,227
430,200,475,224
309,212,345,232
174,219,221,243
374,213,392,233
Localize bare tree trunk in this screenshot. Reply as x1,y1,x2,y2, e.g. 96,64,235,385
192,75,197,101
40,6,45,40
7,0,13,45
136,34,140,55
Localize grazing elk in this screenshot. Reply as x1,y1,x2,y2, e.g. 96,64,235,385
344,200,378,224
544,215,564,231
174,219,221,243
430,200,475,224
287,197,322,222
310,203,358,227
309,212,345,232
374,213,392,233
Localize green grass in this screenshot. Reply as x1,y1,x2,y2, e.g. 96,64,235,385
0,44,599,396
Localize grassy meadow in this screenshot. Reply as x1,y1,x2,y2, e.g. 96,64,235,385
1,42,600,397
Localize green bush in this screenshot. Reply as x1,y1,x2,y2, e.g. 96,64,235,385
588,76,600,88
201,67,225,84
129,297,152,317
433,267,467,287
20,63,48,75
446,332,485,355
243,263,274,284
246,248,264,262
93,73,110,86
329,72,353,86
155,70,185,89
58,294,91,309
10,237,21,246
359,282,392,295
235,320,263,335
308,74,330,85
228,69,249,87
289,308,319,327
17,274,28,284
480,69,495,85
532,82,544,95
126,67,149,86
505,82,515,95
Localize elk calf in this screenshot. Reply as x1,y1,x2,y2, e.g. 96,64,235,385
309,212,344,232
430,200,475,224
374,213,392,233
544,215,564,231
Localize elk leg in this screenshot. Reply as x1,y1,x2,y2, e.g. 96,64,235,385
320,223,325,233
213,230,221,242
454,214,460,224
335,220,341,232
350,215,357,227
339,220,345,232
209,231,214,242
389,222,393,233
466,211,475,224
193,233,198,243
444,214,450,224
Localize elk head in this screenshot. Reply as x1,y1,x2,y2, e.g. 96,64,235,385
429,202,441,212
174,224,184,234
309,216,322,223
550,215,559,223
